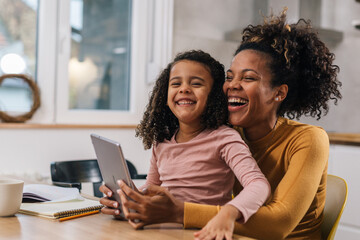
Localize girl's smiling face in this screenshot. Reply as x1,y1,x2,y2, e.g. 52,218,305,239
223,49,278,130
167,60,214,127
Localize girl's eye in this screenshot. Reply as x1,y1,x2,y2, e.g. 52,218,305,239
192,82,202,86
225,76,232,81
170,82,181,86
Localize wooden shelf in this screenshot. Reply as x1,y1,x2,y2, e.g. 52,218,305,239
1,123,359,146
328,133,360,146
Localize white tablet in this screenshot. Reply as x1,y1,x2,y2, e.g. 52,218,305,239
90,134,135,217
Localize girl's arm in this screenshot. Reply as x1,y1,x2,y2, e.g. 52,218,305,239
221,136,271,223
193,130,271,240
184,127,329,240
143,146,162,186
193,205,240,240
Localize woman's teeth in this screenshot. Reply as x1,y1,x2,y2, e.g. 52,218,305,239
228,98,248,106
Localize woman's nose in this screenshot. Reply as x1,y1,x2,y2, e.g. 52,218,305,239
226,79,241,90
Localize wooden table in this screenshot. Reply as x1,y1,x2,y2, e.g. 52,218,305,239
0,212,253,240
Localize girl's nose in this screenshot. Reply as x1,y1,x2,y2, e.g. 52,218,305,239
179,84,191,93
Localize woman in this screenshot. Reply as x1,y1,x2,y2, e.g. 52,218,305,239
99,9,342,240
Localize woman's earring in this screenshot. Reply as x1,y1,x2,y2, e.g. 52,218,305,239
275,97,279,101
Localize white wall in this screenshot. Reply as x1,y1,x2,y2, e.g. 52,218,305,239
299,0,360,133
0,128,151,179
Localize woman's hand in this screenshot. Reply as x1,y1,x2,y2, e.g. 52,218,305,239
193,205,240,240
98,184,124,219
117,180,184,229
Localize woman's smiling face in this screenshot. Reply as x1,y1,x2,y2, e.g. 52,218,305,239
223,49,278,129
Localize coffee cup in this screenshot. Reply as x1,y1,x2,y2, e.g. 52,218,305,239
0,178,24,217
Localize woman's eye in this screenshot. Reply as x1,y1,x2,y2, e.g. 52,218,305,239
243,77,255,81
225,76,232,81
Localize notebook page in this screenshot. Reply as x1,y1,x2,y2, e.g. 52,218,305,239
23,184,84,202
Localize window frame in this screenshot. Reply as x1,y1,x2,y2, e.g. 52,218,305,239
31,0,173,125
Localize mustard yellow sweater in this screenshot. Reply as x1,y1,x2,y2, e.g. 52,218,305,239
184,117,329,240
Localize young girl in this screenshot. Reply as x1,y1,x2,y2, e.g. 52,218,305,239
136,50,270,239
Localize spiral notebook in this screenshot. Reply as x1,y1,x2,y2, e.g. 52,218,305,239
19,184,103,219
19,198,103,219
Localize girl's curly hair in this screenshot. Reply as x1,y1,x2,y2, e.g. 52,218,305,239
235,8,342,120
136,50,228,149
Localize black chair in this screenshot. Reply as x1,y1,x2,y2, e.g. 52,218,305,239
125,160,147,180
50,159,146,198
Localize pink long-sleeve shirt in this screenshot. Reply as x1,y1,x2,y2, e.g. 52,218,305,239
145,125,270,222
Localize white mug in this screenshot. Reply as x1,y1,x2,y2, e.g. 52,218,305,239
0,178,24,217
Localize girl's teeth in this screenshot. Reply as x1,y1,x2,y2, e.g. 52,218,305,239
178,101,194,105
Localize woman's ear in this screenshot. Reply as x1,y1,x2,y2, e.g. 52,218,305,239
275,84,288,102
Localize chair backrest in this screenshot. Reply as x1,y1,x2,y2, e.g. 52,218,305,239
51,159,103,183
321,174,348,240
126,160,147,179
51,159,103,197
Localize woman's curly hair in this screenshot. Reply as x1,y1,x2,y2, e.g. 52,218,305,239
136,50,228,149
235,8,342,120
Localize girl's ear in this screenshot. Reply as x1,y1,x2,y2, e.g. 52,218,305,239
274,84,288,102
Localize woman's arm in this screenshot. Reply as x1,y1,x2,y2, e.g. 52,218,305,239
118,182,184,229
99,182,184,228
184,127,329,240
99,184,123,217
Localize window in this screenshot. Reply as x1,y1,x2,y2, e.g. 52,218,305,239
55,0,173,124
0,0,38,113
68,0,131,111
1,0,173,125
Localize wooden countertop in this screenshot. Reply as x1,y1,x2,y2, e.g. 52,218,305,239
0,212,253,240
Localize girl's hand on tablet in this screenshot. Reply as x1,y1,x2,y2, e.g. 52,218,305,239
99,184,124,219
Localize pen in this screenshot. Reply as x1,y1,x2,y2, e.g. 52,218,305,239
59,210,100,222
